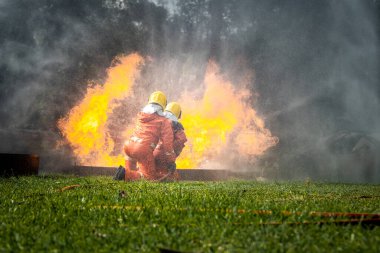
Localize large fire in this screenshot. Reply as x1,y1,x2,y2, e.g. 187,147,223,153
58,53,143,166
58,53,278,168
176,62,278,168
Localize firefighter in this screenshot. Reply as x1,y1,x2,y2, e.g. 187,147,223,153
120,91,176,181
154,102,187,180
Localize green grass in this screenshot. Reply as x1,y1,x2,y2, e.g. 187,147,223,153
0,176,379,252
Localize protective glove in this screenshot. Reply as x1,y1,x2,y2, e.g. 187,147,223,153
167,162,176,173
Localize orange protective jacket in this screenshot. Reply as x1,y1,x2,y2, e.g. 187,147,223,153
172,121,187,156
154,121,187,164
131,112,175,157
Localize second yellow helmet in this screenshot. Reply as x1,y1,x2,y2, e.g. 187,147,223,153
165,102,182,119
148,91,167,109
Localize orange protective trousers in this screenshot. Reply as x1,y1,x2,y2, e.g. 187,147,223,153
123,141,158,180
154,127,187,180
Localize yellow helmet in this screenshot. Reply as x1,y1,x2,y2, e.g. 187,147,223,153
148,91,167,109
165,102,182,119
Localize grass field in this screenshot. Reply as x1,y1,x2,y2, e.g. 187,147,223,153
0,176,380,252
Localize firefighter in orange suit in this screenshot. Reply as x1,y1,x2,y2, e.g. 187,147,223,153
123,91,176,180
154,102,187,180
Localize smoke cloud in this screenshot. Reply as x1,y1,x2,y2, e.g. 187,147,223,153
0,0,379,182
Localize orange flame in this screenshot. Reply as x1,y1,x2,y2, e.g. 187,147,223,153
58,53,143,165
58,54,278,168
176,61,278,168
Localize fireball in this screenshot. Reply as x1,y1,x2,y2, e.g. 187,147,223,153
58,53,143,165
58,54,278,168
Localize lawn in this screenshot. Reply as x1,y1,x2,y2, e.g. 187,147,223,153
0,176,379,252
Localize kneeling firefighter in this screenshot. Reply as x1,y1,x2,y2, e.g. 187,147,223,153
122,91,176,181
154,102,187,180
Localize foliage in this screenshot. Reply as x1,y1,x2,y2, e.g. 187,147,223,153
0,176,379,252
